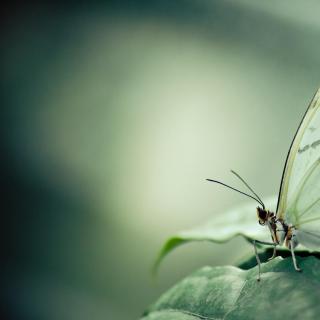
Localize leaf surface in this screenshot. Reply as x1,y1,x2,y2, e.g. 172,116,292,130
154,197,277,272
144,256,320,320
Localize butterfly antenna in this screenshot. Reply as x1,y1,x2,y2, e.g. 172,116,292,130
230,170,265,209
206,178,265,208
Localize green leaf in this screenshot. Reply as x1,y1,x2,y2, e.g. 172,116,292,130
236,247,320,270
153,197,277,273
144,255,320,320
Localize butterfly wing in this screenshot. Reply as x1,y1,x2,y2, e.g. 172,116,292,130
277,89,320,218
277,89,320,248
286,157,320,249
295,229,320,250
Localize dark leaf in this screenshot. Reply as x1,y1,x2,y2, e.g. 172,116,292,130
144,256,320,320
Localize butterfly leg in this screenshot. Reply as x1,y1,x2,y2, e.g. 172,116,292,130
252,240,261,281
289,240,301,272
268,246,277,261
252,239,277,281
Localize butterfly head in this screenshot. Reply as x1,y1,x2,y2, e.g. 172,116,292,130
257,207,269,225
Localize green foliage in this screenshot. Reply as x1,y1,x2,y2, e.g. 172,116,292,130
148,199,320,319
153,198,277,273
143,255,320,320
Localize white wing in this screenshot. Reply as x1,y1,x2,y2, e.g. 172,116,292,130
286,157,320,249
277,89,320,218
276,89,320,249
295,229,320,250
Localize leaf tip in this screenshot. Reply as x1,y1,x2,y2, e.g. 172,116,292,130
151,236,188,278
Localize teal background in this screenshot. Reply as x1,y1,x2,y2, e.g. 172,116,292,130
3,1,320,319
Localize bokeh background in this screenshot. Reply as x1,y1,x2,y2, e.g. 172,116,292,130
3,1,320,319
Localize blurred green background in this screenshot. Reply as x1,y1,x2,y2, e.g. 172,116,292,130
3,1,320,319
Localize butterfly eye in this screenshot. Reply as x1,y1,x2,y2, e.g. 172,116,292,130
259,220,265,226
257,207,267,221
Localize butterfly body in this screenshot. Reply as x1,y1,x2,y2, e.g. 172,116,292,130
257,207,298,249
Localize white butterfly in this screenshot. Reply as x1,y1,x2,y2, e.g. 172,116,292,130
208,88,320,280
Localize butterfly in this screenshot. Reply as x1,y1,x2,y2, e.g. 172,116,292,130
207,88,320,281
